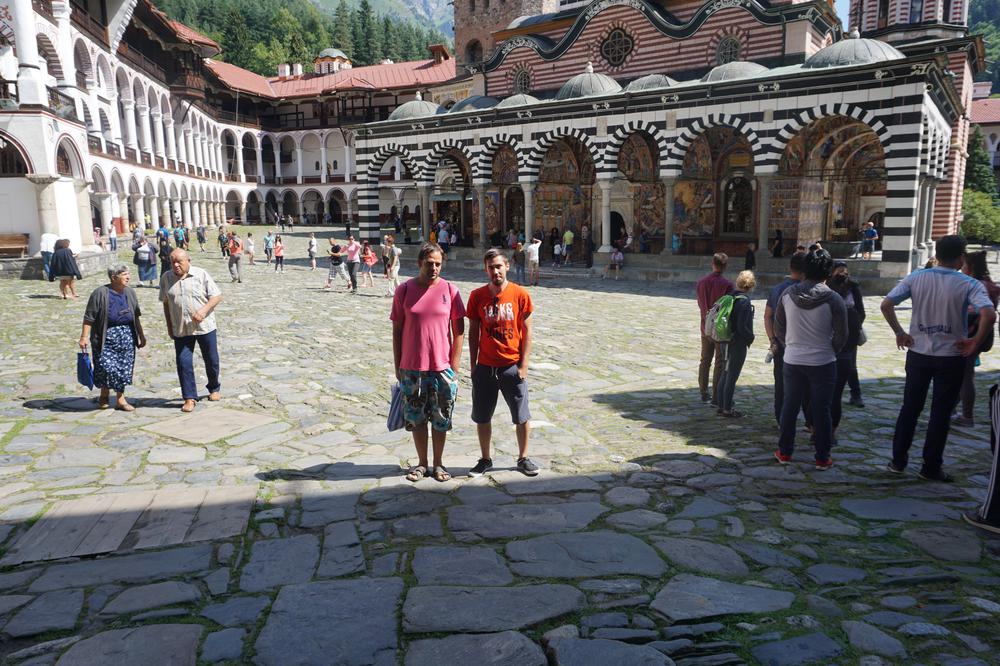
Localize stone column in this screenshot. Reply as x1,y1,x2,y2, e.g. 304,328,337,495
344,144,351,182
417,185,432,241
184,130,196,173
151,112,167,167
123,101,139,151
914,179,928,250
239,201,247,224
181,199,192,228
598,179,613,253
756,174,774,254
236,139,245,182
138,104,154,158
118,194,131,230
28,175,61,238
320,141,329,184
98,193,114,234
925,184,938,243
296,147,304,184
148,196,159,231
522,181,536,245
475,185,487,248
259,201,267,223
661,176,676,254
131,194,145,235
880,131,924,277
75,181,96,246
164,119,178,168
160,198,171,228
255,143,265,182
11,0,46,105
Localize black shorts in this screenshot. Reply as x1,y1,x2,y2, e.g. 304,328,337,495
471,363,531,425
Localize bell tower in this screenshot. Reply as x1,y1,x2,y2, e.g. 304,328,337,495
848,0,968,43
453,0,559,71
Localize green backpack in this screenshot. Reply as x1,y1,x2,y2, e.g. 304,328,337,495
705,294,746,343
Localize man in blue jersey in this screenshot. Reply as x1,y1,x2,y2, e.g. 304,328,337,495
882,235,996,482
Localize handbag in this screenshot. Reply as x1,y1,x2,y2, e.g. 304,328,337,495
387,382,405,431
77,349,94,390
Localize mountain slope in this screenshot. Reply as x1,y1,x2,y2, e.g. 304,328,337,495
315,0,454,37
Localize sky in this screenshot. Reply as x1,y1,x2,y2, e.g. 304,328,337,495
834,0,850,29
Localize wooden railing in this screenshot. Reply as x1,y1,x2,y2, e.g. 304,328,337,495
117,43,166,83
70,3,108,45
33,0,54,21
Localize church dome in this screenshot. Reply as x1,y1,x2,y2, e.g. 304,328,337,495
387,92,442,121
495,93,540,108
556,62,622,101
803,30,905,69
448,95,499,113
317,47,348,60
625,73,678,92
701,61,769,82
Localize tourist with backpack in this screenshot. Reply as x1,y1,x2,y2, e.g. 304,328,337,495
773,249,847,470
696,253,734,405
713,271,756,418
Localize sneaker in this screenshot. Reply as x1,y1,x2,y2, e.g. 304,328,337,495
886,462,905,475
517,457,540,476
918,468,955,483
952,415,975,428
848,396,866,408
962,510,1000,535
468,458,493,477
774,450,792,464
815,458,833,471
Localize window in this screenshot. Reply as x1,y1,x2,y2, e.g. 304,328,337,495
716,36,741,65
600,29,633,67
465,40,483,64
909,0,924,23
0,137,28,176
513,69,531,94
56,146,73,177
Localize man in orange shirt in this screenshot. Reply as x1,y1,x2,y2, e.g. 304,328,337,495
227,231,243,284
467,249,539,477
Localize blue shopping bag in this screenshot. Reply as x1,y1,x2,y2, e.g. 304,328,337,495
387,382,405,431
77,349,94,390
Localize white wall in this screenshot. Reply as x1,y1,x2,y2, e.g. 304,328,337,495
0,179,41,253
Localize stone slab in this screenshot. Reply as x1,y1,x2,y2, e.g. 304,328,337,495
448,502,608,539
411,546,513,586
507,531,666,578
501,473,602,495
901,526,982,562
651,574,794,622
4,589,84,638
546,638,673,665
781,512,860,536
55,624,202,666
750,632,843,666
840,498,956,522
651,537,748,577
100,581,201,616
676,497,735,519
405,632,546,666
841,621,906,658
202,628,246,663
254,578,402,666
806,564,867,585
142,407,278,445
403,585,584,633
201,596,271,627
316,522,364,578
240,535,319,592
29,545,212,593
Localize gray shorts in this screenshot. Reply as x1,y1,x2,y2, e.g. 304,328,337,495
471,363,531,425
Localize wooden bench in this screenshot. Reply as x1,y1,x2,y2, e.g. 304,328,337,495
0,234,29,258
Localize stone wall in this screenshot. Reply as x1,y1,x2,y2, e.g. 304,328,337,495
454,0,558,67
0,251,118,281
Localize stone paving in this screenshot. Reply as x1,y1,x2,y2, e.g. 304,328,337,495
0,226,998,665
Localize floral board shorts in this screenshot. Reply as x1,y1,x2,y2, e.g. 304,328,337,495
399,368,458,432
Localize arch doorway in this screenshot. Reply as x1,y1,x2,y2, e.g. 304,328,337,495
504,187,524,237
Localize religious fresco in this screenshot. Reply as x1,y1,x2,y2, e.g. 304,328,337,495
492,146,518,185
673,180,714,237
632,182,665,238
537,139,594,236
485,191,500,235
681,136,712,179
798,179,825,244
539,139,596,185
619,133,657,182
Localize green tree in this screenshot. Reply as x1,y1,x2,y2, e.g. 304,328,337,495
246,37,289,77
962,189,1000,241
353,0,380,65
333,0,354,58
382,16,401,62
221,9,253,70
967,126,998,194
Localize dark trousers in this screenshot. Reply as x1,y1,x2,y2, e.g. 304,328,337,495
773,346,784,424
716,341,748,412
960,355,978,420
347,261,359,290
979,385,1000,525
698,335,724,401
41,251,52,280
778,361,837,462
891,351,965,473
174,330,220,400
832,349,857,431
848,365,862,399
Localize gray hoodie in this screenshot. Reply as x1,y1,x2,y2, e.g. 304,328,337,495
774,280,848,366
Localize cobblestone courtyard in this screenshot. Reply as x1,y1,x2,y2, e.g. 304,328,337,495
0,229,999,665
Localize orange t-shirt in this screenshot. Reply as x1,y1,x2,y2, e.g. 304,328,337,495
467,282,533,367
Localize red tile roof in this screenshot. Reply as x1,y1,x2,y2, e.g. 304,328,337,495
168,20,220,50
972,98,1000,124
206,57,456,100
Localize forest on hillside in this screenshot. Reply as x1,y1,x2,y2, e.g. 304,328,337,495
971,0,1000,94
157,0,451,76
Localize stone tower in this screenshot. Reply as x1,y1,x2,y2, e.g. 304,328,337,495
848,0,968,43
453,0,561,70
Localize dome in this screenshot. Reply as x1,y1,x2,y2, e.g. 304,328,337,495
556,62,622,101
387,91,442,121
701,60,769,82
803,30,904,69
495,93,540,108
625,73,678,92
317,47,348,60
448,95,499,113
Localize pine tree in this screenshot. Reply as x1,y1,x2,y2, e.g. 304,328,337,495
967,126,999,195
333,0,354,59
382,16,401,63
222,9,253,70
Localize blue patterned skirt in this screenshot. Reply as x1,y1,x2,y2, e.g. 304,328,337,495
94,324,135,392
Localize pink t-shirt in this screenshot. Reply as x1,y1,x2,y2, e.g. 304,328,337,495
345,241,361,262
390,278,466,371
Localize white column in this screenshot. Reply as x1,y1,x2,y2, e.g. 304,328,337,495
344,145,351,182
598,179,613,253
11,0,47,105
320,141,328,184
132,194,146,233
123,101,139,151
522,181,535,245
661,176,676,254
28,176,61,241
138,104,153,157
296,147,304,184
236,139,245,182
181,199,192,227
475,185,487,248
75,181,96,246
148,195,159,230
160,198,171,227
98,193,114,234
184,130,196,173
255,143,264,182
152,112,167,166
164,119,177,167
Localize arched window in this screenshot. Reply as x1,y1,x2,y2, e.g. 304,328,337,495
716,36,741,65
600,29,633,67
0,136,28,176
513,69,531,94
56,145,74,177
723,177,753,235
465,40,483,63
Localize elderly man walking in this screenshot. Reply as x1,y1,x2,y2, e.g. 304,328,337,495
160,249,224,412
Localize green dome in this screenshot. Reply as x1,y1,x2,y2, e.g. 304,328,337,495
701,61,769,82
625,73,678,92
387,92,442,121
448,95,499,113
495,93,540,108
556,62,622,101
803,31,904,69
318,48,348,60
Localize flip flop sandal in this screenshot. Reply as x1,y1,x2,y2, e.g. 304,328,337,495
432,466,452,482
406,465,428,482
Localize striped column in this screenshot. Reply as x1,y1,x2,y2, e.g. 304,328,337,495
357,176,381,242
880,115,925,278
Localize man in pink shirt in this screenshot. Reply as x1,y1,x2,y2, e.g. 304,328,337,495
696,252,734,404
344,235,362,293
391,243,466,482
